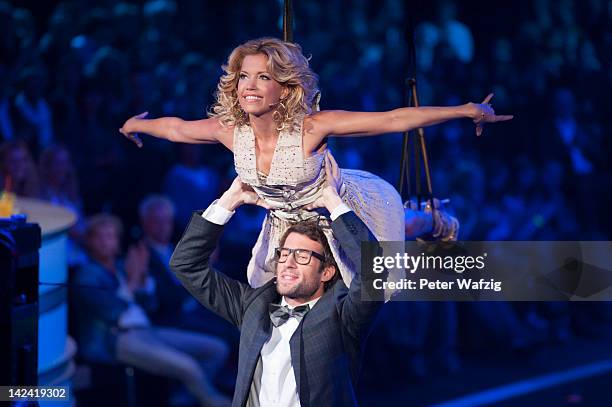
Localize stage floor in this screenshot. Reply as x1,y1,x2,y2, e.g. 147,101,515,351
360,337,612,406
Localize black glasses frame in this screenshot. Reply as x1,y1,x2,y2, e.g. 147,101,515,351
275,247,325,265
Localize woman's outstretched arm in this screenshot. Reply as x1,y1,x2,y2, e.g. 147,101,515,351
309,94,512,140
119,112,230,147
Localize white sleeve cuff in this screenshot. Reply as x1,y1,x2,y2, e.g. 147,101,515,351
330,203,352,221
202,199,235,225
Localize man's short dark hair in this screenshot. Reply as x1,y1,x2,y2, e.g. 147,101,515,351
278,221,340,290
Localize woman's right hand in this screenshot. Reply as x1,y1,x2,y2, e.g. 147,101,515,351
119,111,148,147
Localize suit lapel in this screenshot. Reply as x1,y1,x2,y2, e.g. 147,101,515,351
302,287,337,327
289,288,337,406
245,283,279,368
289,319,304,405
238,283,280,406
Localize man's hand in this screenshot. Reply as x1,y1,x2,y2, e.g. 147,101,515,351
217,177,271,211
305,151,344,212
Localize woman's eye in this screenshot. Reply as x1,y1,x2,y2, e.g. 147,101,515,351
259,75,270,80
239,73,247,79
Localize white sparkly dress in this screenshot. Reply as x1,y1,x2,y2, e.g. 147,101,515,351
233,116,405,288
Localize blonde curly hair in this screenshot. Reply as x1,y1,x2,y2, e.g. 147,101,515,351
209,37,319,131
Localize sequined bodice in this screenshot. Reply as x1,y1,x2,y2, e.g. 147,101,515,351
233,118,404,292
233,117,327,214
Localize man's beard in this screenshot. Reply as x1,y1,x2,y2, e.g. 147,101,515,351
277,279,320,300
276,266,322,300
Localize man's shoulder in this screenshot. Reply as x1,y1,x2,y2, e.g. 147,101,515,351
242,278,279,310
314,281,349,310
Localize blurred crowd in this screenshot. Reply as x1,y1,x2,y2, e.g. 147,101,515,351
1,0,610,404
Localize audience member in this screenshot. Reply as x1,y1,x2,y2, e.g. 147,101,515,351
73,213,231,407
0,139,39,197
139,194,240,351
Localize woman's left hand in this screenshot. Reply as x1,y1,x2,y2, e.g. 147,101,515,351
470,93,514,136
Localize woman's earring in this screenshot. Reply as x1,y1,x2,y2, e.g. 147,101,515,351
273,99,286,124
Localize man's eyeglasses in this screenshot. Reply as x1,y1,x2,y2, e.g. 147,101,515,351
275,247,325,265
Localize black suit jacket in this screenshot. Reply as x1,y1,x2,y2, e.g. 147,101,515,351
169,210,383,407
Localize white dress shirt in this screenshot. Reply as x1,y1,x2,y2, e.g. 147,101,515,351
249,296,320,407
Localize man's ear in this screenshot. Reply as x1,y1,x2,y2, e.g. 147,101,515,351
320,265,336,283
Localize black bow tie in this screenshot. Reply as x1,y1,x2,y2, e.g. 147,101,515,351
269,303,310,327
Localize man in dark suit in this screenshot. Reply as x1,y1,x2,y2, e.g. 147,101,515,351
170,153,384,406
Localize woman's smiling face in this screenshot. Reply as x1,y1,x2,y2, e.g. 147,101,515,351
236,53,286,118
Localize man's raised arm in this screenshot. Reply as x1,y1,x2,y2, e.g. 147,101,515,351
169,178,270,328
306,152,384,338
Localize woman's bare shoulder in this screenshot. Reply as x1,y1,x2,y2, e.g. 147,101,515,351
302,113,330,153
303,112,331,138
215,121,236,151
